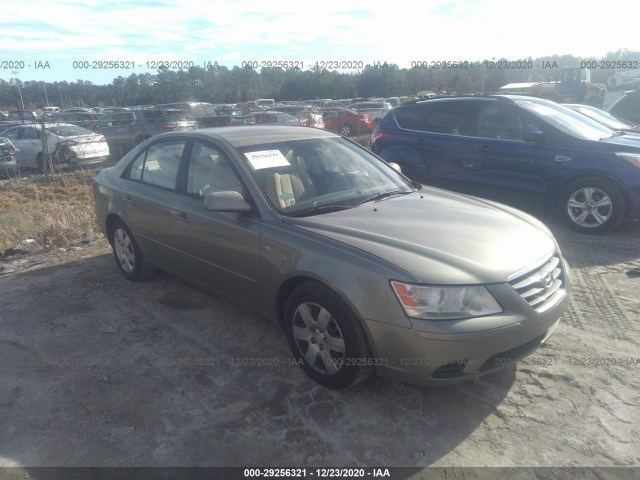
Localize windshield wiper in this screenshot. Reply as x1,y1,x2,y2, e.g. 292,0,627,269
287,203,355,217
358,190,412,205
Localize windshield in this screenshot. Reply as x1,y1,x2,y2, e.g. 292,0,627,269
237,137,415,216
515,99,615,141
571,106,632,130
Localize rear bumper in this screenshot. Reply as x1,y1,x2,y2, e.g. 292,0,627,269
0,158,17,172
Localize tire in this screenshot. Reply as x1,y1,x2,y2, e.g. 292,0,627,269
36,153,47,174
109,219,156,281
284,282,373,389
560,177,625,233
339,123,353,136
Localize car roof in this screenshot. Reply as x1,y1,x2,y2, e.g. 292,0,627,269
166,125,339,148
4,122,89,130
400,94,556,108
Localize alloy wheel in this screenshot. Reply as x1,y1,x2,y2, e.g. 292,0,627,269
114,228,136,273
292,302,346,375
566,187,613,228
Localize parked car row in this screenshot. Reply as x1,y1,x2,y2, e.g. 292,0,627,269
5,95,396,166
0,123,109,171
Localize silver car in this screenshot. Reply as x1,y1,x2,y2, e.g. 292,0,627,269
0,123,109,170
94,126,570,389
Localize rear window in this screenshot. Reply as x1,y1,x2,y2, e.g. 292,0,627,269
142,110,164,120
164,110,192,120
190,103,216,116
610,91,640,124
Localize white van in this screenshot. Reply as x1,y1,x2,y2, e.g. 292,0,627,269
256,99,275,108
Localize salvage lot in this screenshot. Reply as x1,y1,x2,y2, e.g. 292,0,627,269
0,213,639,468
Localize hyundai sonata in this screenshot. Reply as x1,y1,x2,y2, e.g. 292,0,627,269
94,126,570,389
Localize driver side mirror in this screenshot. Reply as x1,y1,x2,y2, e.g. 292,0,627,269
388,162,402,173
524,129,545,143
204,191,252,212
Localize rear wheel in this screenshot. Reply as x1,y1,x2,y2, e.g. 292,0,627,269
560,177,625,233
36,152,53,174
109,219,156,281
284,282,373,389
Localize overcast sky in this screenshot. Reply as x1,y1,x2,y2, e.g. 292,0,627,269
3,0,638,84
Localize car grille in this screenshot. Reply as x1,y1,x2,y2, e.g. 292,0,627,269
508,253,566,312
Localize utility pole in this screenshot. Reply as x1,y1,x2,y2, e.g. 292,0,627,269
12,71,25,110
43,82,50,106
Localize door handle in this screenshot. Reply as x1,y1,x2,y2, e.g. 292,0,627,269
555,156,572,162
170,210,190,223
478,145,491,152
460,159,482,170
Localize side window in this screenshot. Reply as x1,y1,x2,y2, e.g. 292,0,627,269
186,142,243,198
112,112,135,127
127,140,185,189
19,127,41,140
394,106,427,131
2,128,19,141
94,114,115,128
424,105,469,135
128,151,145,181
477,105,524,141
520,111,546,133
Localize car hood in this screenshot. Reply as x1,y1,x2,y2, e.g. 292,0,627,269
282,189,557,284
600,134,640,148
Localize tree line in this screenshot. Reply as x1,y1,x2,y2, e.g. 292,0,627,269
1,50,638,110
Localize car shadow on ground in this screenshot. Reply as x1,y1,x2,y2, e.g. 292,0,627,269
0,253,516,469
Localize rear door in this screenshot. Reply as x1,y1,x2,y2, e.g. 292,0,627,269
119,139,187,264
94,112,141,158
9,126,44,168
391,101,476,189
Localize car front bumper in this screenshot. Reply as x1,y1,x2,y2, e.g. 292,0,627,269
363,259,571,386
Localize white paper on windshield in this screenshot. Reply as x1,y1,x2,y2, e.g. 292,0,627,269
244,150,290,169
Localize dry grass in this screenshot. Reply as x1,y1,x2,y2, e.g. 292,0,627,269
0,169,99,254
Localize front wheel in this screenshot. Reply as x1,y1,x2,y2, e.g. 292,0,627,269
560,178,625,233
284,282,373,389
339,123,353,136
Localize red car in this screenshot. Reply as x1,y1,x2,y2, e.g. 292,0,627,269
322,109,374,136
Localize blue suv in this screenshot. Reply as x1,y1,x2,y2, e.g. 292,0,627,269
371,95,640,233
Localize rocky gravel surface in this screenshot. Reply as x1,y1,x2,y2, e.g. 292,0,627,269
0,217,638,470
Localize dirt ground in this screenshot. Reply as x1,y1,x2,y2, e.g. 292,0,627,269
0,212,638,470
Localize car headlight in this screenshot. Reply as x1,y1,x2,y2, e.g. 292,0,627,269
391,281,503,320
616,152,640,168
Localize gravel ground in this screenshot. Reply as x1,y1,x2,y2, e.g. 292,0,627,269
0,214,638,470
